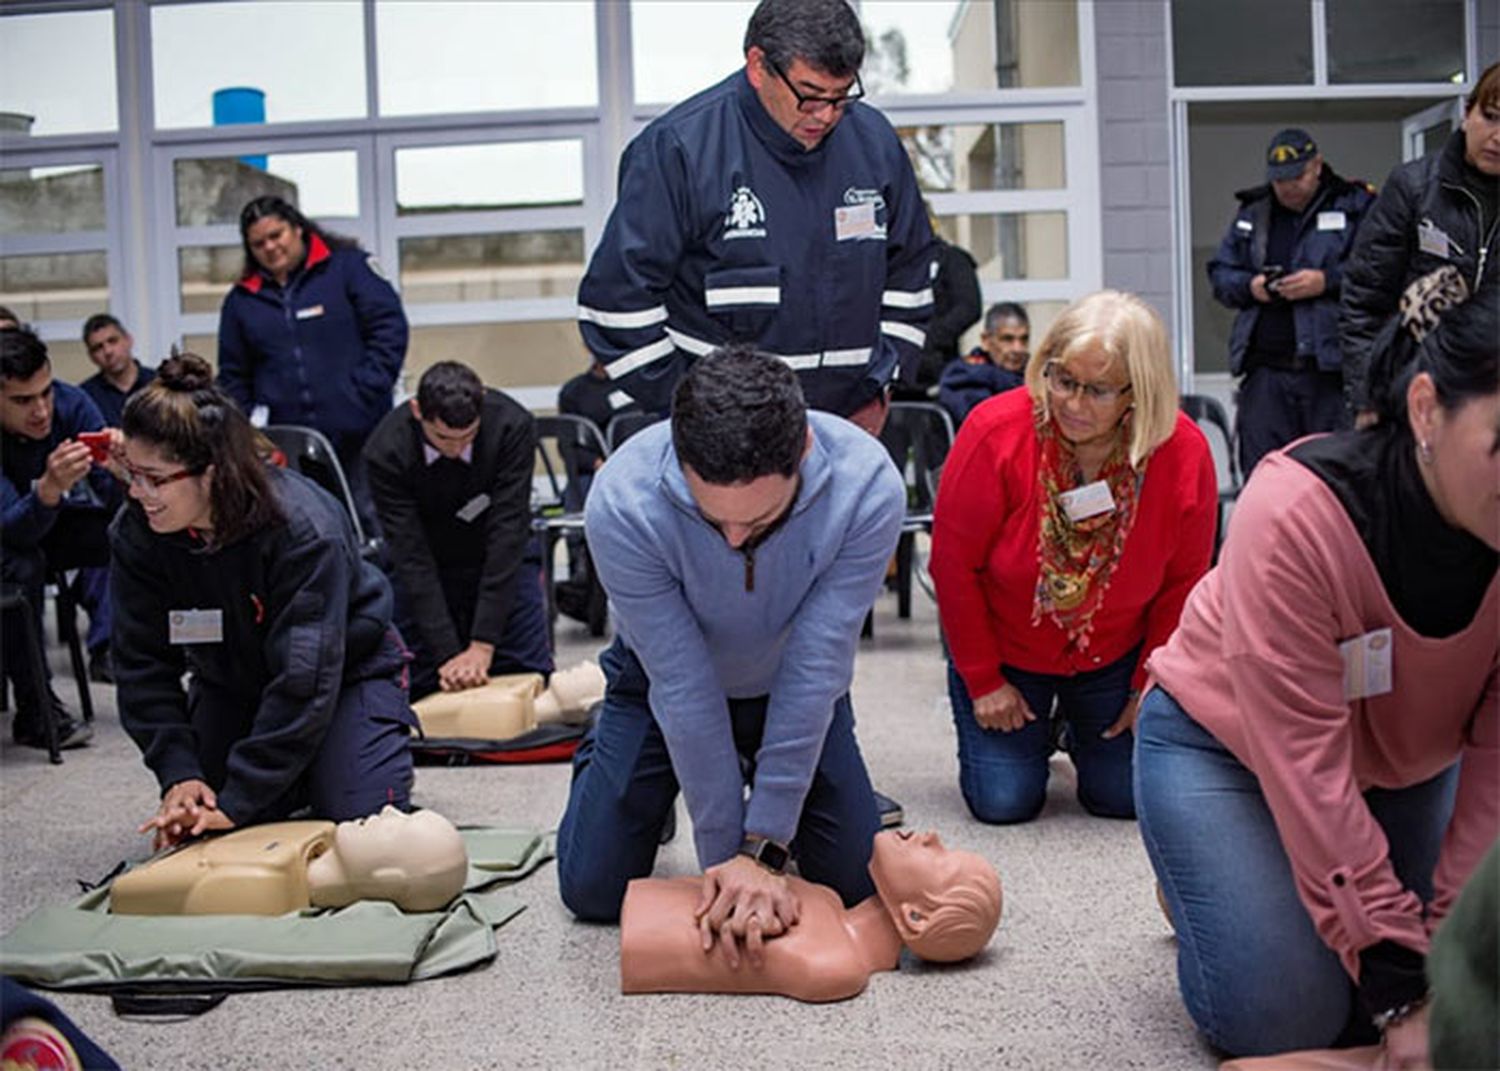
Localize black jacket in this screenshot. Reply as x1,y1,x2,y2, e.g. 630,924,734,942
362,389,535,663
1207,165,1375,376
913,240,982,390
1340,130,1500,409
110,466,397,825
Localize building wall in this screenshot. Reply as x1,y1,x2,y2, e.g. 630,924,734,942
1093,1,1173,335
1481,0,1499,69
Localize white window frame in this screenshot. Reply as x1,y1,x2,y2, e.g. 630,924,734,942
1166,0,1479,395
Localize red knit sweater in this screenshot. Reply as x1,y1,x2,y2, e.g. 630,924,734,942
931,388,1217,698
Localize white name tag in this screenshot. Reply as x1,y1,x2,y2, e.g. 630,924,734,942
1316,210,1346,232
169,608,224,645
1417,219,1450,259
455,493,490,523
295,304,326,320
1058,480,1116,523
834,202,877,241
1235,219,1254,233
1339,627,1393,701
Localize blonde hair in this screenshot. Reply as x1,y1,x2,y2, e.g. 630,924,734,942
1023,290,1179,468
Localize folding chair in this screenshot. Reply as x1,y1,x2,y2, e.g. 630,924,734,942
883,401,957,620
263,425,381,561
605,411,663,453
533,415,611,644
1179,394,1241,562
0,585,63,764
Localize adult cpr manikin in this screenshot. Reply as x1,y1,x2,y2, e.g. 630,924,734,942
619,830,1002,1002
411,661,605,739
110,806,468,916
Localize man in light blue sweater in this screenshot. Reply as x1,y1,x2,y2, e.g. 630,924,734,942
557,347,905,963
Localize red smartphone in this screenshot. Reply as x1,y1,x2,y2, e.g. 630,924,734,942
78,430,112,463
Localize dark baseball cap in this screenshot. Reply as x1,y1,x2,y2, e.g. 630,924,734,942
1266,128,1318,181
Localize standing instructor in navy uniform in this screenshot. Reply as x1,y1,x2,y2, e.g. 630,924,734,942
577,0,935,436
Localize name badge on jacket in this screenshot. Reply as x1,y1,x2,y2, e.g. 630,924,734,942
834,202,878,241
1339,627,1393,701
455,493,490,523
1058,480,1115,523
1316,211,1346,231
1417,219,1451,259
169,609,224,645
295,304,326,320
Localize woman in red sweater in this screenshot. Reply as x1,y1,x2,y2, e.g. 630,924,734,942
930,290,1217,824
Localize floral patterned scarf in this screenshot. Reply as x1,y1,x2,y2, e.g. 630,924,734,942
1031,407,1145,649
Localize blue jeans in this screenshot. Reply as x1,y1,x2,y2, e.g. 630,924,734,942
1134,687,1458,1057
556,637,880,922
947,648,1137,824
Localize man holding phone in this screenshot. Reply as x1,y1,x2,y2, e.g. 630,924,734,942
1207,129,1375,475
1,326,124,747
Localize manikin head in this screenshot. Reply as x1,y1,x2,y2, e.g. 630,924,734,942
869,830,1002,963
306,806,468,912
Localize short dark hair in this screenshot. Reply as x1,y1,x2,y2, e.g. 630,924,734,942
671,345,807,485
0,325,50,382
744,0,864,79
122,352,284,549
416,361,485,428
82,312,126,342
983,302,1030,333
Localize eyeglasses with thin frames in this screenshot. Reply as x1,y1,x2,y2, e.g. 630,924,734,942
1043,361,1132,406
768,58,864,115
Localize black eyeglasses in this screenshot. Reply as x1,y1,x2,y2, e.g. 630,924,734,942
768,58,864,114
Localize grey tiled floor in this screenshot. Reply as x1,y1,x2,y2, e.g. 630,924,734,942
1,576,1220,1070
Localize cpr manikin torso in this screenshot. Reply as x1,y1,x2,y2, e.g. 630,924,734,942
411,661,605,740
619,830,1003,1002
110,806,468,916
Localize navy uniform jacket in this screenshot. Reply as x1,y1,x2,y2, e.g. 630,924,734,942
109,466,398,826
1206,165,1375,376
81,361,155,428
362,389,536,665
578,70,935,417
1,380,119,549
217,234,408,446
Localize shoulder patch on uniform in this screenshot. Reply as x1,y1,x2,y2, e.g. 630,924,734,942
365,255,389,281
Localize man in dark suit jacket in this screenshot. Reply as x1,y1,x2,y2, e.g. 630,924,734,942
363,361,552,700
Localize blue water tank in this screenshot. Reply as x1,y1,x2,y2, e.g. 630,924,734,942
212,87,267,170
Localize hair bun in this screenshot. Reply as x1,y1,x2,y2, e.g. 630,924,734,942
157,352,215,393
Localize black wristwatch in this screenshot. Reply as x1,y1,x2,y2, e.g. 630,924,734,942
738,836,791,875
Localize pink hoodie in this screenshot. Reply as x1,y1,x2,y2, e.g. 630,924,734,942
1148,451,1499,978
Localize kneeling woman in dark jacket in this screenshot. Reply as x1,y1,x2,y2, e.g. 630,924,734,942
111,353,415,849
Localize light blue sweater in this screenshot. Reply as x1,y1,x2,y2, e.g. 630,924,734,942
585,411,905,868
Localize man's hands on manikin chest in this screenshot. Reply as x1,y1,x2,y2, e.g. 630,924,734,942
694,854,802,969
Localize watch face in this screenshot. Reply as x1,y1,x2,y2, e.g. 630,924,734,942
757,840,790,873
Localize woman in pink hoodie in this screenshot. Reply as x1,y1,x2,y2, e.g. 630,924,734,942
1134,280,1498,1065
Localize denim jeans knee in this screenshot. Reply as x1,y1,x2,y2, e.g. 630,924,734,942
948,663,1048,824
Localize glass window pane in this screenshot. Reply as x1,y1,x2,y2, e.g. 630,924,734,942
862,1,1079,94
174,151,360,226
406,321,590,395
630,1,757,105
897,122,1065,193
377,2,597,115
1327,1,1466,84
152,2,366,129
0,165,107,235
399,231,586,304
1172,1,1312,87
0,252,109,323
939,212,1068,281
0,10,117,135
395,142,584,214
178,245,243,315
